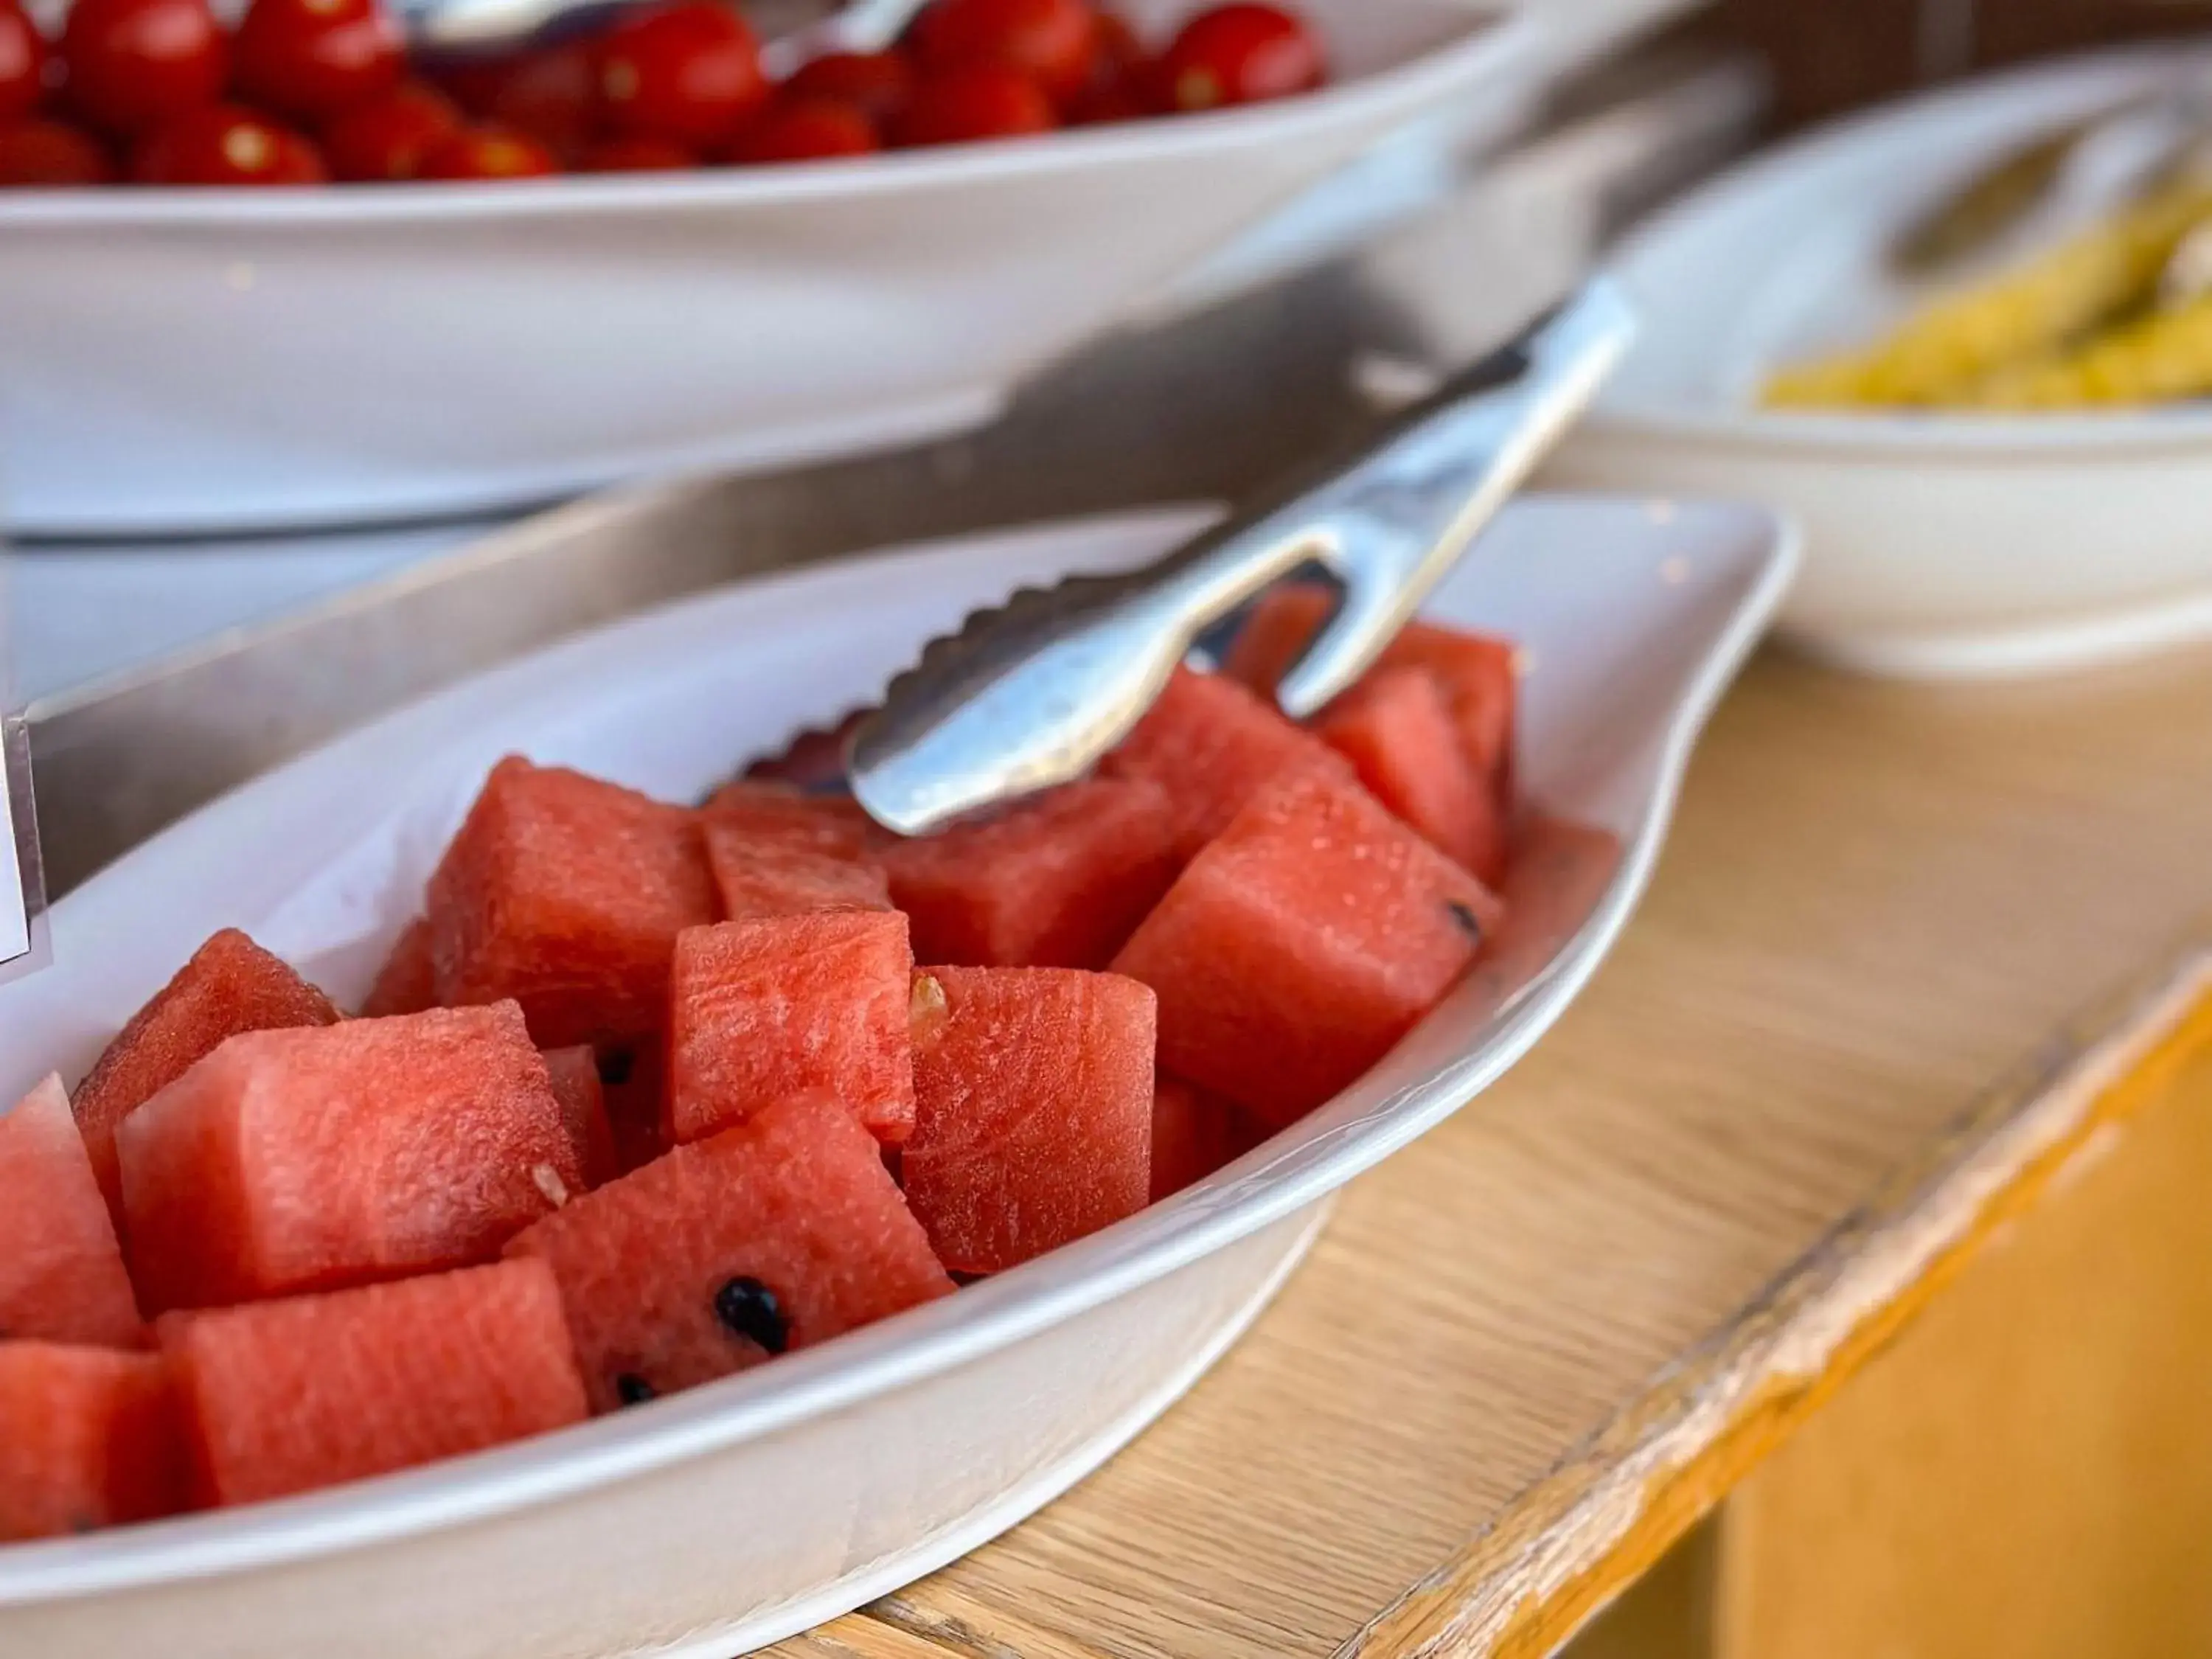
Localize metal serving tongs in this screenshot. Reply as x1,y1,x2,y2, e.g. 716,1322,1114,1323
391,0,925,72
846,279,1635,837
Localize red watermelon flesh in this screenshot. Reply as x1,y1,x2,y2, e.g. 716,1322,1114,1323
904,967,1155,1274
361,917,437,1018
1110,770,1500,1129
1224,584,1520,802
1150,1074,1264,1203
1104,667,1348,859
0,1343,182,1540
159,1258,588,1507
667,914,916,1147
541,1046,617,1191
427,757,717,1050
507,1090,954,1413
1318,667,1509,887
703,817,892,922
739,712,866,793
72,928,341,1223
0,1077,142,1349
882,776,1183,970
701,779,878,862
594,1043,669,1175
117,1003,582,1313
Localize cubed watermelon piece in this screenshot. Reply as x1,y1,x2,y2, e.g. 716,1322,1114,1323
703,817,892,922
427,758,717,1050
117,1003,581,1312
594,1043,669,1175
1150,1074,1264,1203
542,1046,617,1191
361,917,437,1018
0,1077,142,1349
667,914,916,1147
737,712,866,793
72,928,341,1222
0,1343,182,1540
882,776,1183,970
1105,667,1347,859
1110,770,1501,1128
507,1091,954,1413
904,967,1155,1274
702,779,879,862
1225,585,1519,803
159,1258,588,1507
1318,667,1509,886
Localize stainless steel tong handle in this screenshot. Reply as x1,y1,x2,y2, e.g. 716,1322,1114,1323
848,279,1636,836
0,588,47,983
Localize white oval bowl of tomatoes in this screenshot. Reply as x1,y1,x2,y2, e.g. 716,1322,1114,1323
0,0,1529,537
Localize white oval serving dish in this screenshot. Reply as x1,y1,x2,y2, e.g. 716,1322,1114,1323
0,493,1792,1658
0,0,1527,540
1545,48,2212,680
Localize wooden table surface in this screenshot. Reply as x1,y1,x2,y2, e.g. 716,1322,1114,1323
768,640,2212,1659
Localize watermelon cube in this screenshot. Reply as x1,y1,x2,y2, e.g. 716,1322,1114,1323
737,712,866,793
904,967,1155,1274
1105,667,1347,858
1110,770,1501,1128
702,816,892,922
1150,1074,1263,1203
1318,667,1509,886
72,928,341,1222
703,779,879,862
508,1091,954,1413
542,1046,618,1191
1225,584,1519,804
426,757,717,1050
0,1076,142,1349
361,916,437,1018
0,1343,182,1540
667,914,916,1147
117,1003,582,1312
594,1042,669,1175
882,776,1183,970
159,1258,588,1507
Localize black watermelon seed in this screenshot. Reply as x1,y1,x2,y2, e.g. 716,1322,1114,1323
714,1276,788,1354
595,1048,636,1088
1446,900,1485,940
614,1372,657,1408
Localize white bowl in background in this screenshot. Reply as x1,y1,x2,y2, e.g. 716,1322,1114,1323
1545,49,2212,679
0,0,1529,540
0,493,1790,1658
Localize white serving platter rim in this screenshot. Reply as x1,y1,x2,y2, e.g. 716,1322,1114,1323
0,494,1796,1609
0,3,1523,232
1590,44,2212,456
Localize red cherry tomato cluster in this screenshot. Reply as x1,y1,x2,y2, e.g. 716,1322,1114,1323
0,0,1326,188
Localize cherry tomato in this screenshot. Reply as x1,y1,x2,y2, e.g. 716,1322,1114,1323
63,0,227,139
441,41,597,157
1065,11,1152,124
595,1,765,148
0,116,116,183
321,78,459,179
577,132,692,169
133,102,327,182
725,96,875,163
892,61,1053,146
782,49,911,128
233,0,402,123
417,121,558,178
0,0,48,125
912,0,1097,106
1155,3,1323,112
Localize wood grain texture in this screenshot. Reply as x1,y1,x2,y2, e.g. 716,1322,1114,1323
774,644,2212,1659
1719,1001,2212,1659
